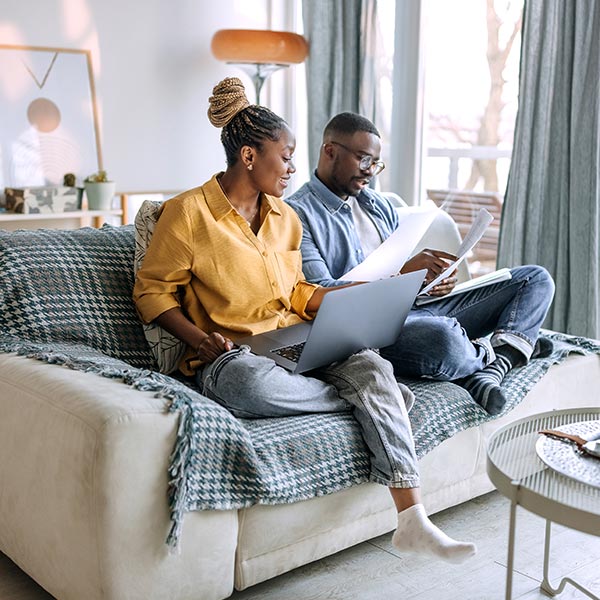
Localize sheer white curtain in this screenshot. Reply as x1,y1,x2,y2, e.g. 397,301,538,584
498,0,600,339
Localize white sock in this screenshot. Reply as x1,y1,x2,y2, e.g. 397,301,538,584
392,504,477,564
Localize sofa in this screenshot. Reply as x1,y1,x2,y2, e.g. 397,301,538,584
1,210,599,600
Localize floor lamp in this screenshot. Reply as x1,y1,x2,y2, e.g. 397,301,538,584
210,29,308,104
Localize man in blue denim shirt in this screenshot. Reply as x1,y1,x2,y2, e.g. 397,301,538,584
287,112,555,416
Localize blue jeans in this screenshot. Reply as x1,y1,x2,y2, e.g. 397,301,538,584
197,346,419,488
380,265,555,380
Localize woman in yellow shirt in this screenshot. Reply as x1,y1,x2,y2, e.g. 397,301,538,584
133,77,475,563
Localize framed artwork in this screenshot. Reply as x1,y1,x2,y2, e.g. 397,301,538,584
0,45,103,189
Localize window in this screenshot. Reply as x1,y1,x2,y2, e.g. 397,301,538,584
421,0,524,275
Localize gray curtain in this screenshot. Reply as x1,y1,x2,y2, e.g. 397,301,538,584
302,0,378,169
498,0,600,339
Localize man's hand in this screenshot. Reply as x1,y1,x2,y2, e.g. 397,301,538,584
426,276,458,297
197,332,234,363
400,249,458,284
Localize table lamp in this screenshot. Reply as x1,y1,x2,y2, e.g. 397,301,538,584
211,29,309,104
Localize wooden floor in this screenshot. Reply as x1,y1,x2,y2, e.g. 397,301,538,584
1,491,599,600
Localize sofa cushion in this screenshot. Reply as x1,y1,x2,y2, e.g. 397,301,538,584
133,200,186,374
0,225,155,369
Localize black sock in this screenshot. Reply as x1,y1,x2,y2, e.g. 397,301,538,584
459,345,522,416
531,336,554,359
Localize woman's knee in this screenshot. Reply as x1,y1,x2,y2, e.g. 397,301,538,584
202,350,274,403
342,348,392,373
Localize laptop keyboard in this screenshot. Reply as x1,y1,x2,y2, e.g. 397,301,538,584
270,342,305,363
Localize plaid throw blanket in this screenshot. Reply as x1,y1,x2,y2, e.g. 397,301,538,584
1,225,599,547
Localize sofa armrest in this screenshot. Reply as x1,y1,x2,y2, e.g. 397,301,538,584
0,353,237,600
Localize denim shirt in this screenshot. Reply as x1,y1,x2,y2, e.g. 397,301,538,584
286,172,399,287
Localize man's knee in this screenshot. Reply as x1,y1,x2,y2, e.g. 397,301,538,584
533,265,555,298
512,265,555,297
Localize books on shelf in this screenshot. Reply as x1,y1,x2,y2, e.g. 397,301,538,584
3,186,83,214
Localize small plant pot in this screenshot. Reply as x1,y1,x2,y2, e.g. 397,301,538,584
84,181,116,210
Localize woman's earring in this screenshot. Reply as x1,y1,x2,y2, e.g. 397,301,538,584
247,164,253,171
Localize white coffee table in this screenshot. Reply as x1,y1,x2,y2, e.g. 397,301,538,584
487,407,600,600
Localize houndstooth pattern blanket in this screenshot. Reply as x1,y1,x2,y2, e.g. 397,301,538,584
2,225,600,547
1,331,598,548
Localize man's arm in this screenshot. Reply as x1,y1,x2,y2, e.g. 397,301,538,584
293,208,354,287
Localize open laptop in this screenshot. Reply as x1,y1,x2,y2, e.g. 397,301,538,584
235,269,426,374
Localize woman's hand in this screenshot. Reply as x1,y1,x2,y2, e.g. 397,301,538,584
197,332,234,363
154,307,234,363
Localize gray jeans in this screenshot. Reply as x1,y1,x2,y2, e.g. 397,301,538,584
197,346,419,488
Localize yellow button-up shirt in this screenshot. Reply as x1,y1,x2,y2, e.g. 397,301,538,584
133,174,318,374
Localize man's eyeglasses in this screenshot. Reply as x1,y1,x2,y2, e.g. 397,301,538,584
329,141,386,176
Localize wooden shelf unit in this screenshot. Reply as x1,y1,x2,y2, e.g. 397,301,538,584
0,194,128,230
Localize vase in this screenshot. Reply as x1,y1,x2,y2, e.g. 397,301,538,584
84,181,116,210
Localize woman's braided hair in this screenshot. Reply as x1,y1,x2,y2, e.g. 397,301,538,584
208,77,287,167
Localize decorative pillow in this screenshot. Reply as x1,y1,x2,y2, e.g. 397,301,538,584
134,200,186,374
0,225,155,369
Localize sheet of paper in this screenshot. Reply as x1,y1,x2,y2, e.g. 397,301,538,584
419,208,494,295
342,207,439,282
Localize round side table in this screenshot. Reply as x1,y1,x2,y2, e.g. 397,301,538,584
487,407,600,600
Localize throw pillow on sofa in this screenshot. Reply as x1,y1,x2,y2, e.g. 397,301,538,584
134,200,186,374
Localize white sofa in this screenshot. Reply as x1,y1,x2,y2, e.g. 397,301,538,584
0,211,599,600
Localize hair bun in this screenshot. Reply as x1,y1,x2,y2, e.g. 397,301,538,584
208,77,251,128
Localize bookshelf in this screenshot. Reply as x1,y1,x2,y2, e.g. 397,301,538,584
0,194,127,230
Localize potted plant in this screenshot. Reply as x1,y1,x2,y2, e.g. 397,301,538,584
84,170,116,211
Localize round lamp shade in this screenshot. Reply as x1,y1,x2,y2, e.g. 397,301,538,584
211,29,308,65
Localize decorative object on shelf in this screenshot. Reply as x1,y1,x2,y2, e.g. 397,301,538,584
0,44,103,189
84,171,115,211
211,29,308,104
63,172,77,187
4,186,82,214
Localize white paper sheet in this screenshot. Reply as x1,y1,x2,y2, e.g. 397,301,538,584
419,208,494,295
342,207,439,282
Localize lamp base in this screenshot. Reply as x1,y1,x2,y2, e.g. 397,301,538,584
227,62,289,104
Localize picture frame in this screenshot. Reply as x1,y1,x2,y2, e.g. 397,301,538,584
0,44,103,190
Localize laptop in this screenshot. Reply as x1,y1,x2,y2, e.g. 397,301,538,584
235,269,426,374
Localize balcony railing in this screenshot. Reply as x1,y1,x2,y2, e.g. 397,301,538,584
426,145,512,189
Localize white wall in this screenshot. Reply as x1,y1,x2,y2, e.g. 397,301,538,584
0,0,300,192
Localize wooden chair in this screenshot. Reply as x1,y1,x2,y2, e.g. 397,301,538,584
426,188,503,273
